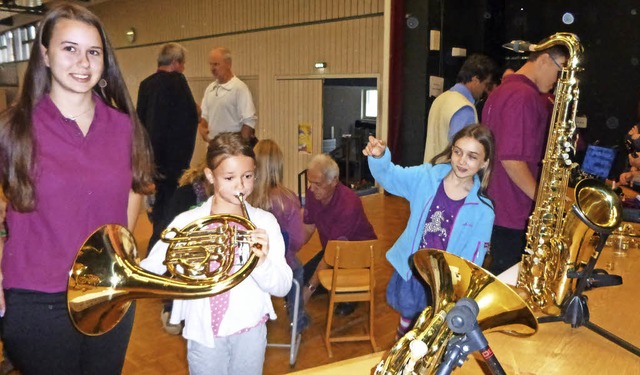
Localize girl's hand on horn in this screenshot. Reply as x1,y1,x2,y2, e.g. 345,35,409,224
249,228,269,266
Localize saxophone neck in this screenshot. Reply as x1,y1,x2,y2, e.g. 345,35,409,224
532,32,583,69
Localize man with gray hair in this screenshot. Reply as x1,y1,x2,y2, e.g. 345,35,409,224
198,47,257,143
301,154,376,314
137,42,199,251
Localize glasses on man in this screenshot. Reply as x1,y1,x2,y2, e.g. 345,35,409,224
549,54,564,71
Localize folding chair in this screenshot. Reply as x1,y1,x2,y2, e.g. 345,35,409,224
267,277,302,368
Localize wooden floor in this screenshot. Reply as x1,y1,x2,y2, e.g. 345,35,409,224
123,192,406,375
122,192,639,374
4,192,638,374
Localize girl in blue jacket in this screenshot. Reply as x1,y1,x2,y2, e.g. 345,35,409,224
363,124,495,338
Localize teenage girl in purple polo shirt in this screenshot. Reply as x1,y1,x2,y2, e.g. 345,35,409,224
364,125,495,339
0,3,153,374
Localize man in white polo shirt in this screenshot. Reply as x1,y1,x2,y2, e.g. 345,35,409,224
198,47,257,142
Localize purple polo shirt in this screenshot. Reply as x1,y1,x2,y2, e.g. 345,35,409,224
482,74,551,229
303,182,376,248
2,94,133,293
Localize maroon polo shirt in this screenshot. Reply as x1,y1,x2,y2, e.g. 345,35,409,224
3,94,133,292
303,182,376,248
482,74,551,230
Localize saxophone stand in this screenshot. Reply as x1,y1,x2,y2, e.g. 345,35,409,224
537,233,640,356
434,298,506,375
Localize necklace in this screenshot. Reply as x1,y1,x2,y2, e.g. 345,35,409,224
66,106,94,121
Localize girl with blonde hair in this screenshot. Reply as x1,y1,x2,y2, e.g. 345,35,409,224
249,139,310,331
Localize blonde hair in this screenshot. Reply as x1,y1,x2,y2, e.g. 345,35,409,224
177,162,213,197
249,139,297,211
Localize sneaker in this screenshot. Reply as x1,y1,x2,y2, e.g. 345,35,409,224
294,313,311,332
334,302,356,316
161,310,183,335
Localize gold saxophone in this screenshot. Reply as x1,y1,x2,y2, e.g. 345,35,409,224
67,193,258,335
514,33,622,314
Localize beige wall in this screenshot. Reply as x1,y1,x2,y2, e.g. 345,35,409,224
91,0,386,192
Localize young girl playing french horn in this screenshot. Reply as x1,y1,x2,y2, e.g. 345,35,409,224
142,132,292,375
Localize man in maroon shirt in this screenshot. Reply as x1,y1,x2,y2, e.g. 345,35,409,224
482,45,568,275
301,154,376,312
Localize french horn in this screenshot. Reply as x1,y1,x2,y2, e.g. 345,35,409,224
67,194,257,336
375,249,538,374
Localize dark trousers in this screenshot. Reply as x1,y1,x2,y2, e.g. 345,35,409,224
2,289,135,375
286,261,309,331
302,249,324,286
148,177,179,249
487,225,527,275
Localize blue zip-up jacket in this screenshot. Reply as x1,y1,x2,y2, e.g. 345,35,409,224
368,149,494,281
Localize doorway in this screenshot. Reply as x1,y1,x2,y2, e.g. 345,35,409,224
322,77,378,193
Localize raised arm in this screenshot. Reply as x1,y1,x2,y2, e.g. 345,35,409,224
362,135,387,158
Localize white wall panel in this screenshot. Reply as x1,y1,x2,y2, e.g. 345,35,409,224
91,0,384,192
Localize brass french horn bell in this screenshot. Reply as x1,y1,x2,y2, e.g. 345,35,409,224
375,249,538,374
67,195,257,336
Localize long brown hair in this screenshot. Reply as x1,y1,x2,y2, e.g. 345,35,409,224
429,124,495,200
248,139,297,211
0,2,153,212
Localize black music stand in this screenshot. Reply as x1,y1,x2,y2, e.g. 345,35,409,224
435,298,506,375
537,233,640,356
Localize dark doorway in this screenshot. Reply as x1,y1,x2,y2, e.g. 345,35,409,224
322,78,378,194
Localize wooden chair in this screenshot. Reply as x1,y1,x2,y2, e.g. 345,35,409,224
317,239,378,357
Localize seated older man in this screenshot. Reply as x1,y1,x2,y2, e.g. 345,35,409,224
301,154,376,314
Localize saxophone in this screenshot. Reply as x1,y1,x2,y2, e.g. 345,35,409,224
515,33,622,314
